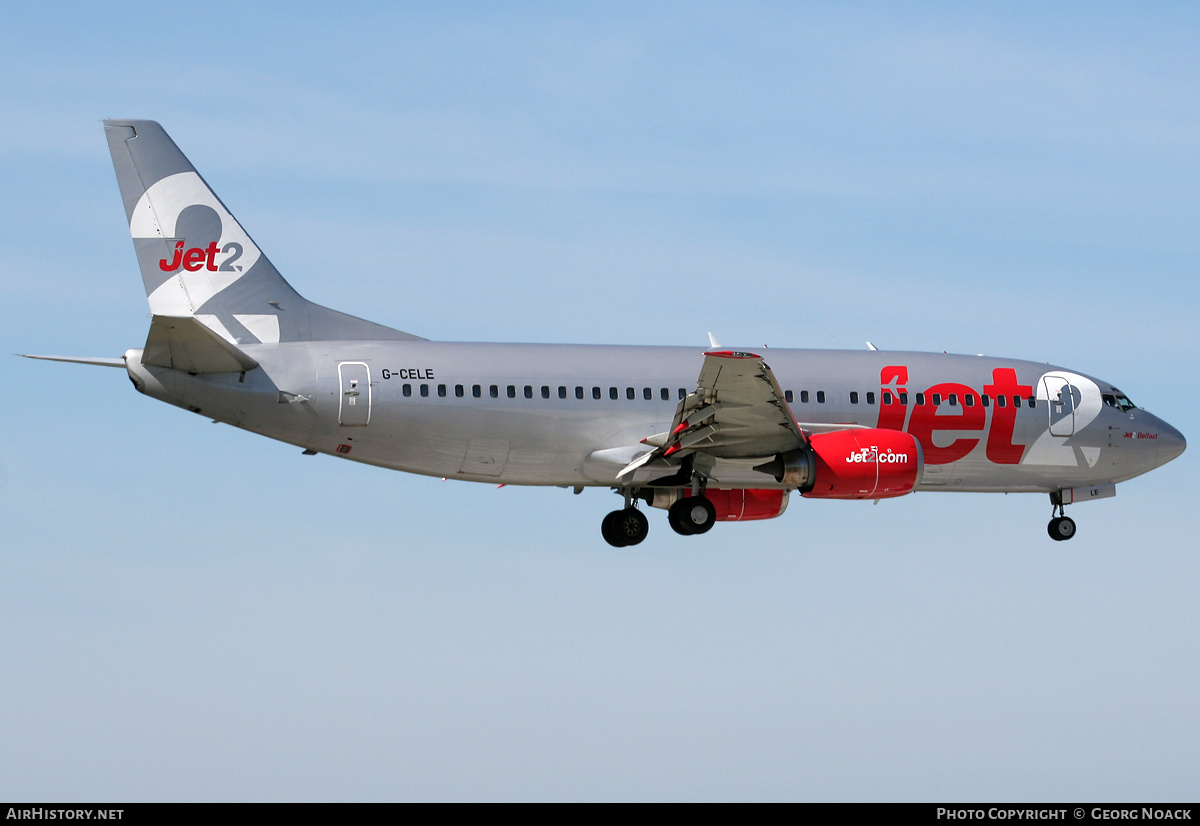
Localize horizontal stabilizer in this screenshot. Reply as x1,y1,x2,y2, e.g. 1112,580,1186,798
142,315,259,373
18,354,126,368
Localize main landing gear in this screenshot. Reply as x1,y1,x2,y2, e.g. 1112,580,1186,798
600,488,650,547
600,486,719,546
667,496,716,536
601,507,649,547
1047,492,1077,541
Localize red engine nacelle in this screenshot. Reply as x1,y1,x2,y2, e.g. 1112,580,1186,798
705,488,789,521
649,488,789,521
801,428,923,500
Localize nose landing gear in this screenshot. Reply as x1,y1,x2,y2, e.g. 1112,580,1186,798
1048,515,1077,541
1047,492,1077,541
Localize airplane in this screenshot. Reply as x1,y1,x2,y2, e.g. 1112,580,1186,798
22,120,1186,547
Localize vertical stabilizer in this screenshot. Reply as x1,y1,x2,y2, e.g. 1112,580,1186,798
104,120,421,344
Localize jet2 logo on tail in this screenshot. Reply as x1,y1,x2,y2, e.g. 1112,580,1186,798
159,240,244,273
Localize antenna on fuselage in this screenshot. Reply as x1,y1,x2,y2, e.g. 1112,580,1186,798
866,342,879,351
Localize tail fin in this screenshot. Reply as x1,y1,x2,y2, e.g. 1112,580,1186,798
104,120,422,346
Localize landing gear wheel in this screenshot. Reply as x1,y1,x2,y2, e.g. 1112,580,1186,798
602,510,628,546
1048,516,1077,541
668,499,696,535
668,496,716,536
602,508,649,547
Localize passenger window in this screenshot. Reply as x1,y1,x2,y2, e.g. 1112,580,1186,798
932,393,941,406
678,388,687,400
883,391,892,404
981,394,989,407
800,390,810,403
437,384,447,397
997,394,1006,408
558,386,567,399
420,384,429,397
1027,397,1036,408
785,390,794,403
816,391,826,404
454,384,464,398
489,385,499,398
866,392,875,405
965,394,974,407
899,392,908,405
626,387,635,400
507,385,516,399
524,385,533,399
472,384,481,398
593,387,601,400
661,388,670,401
403,384,412,397
541,386,550,399
948,393,957,406
576,386,584,400
916,393,926,406
609,387,618,400
1012,395,1020,408
850,391,859,404
643,387,652,401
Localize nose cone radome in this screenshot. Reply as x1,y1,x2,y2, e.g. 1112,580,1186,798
1156,419,1186,467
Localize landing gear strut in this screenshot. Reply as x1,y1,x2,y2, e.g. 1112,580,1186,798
1047,492,1076,541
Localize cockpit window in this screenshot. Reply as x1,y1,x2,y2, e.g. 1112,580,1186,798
1102,390,1137,412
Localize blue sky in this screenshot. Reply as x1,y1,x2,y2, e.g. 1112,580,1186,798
2,1,1198,801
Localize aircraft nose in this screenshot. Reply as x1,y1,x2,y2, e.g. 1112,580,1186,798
1156,419,1186,467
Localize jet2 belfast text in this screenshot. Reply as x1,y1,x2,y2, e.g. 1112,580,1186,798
24,121,1186,546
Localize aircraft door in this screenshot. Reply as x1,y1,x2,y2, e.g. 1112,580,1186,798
1042,374,1077,437
338,362,371,426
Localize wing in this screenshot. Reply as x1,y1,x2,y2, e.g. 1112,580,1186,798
618,350,808,482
